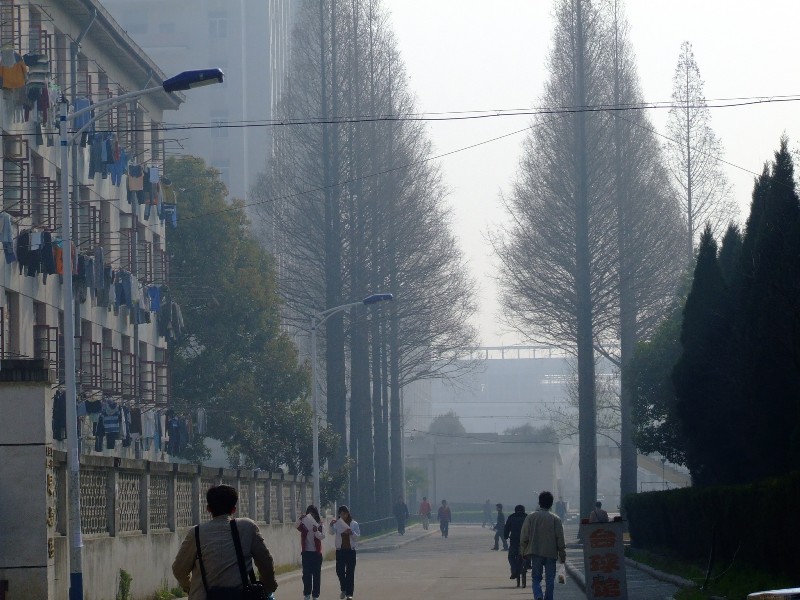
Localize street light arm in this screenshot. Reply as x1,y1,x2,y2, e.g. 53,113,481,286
66,85,164,125
314,301,364,328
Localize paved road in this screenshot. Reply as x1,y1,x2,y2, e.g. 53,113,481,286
279,524,587,599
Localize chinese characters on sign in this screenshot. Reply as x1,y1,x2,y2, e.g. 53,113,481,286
581,521,628,600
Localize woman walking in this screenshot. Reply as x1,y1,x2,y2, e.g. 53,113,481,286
330,505,360,600
296,505,325,600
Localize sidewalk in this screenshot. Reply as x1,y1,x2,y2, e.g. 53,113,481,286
562,523,691,599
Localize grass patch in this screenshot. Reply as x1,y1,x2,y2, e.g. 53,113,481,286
275,562,301,576
627,547,795,600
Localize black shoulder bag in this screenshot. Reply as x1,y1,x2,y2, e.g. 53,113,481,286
194,522,269,600
230,519,270,600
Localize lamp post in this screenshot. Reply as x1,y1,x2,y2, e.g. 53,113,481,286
59,68,223,600
310,293,393,509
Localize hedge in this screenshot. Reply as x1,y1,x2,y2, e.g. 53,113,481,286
622,471,800,580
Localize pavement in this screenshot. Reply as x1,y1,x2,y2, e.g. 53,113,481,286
276,522,690,599
562,523,688,600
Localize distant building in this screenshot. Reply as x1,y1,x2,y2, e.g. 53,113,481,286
405,430,561,511
104,0,297,201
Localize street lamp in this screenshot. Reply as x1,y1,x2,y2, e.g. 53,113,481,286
59,68,223,600
310,293,394,509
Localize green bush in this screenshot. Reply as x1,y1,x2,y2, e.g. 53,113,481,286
116,569,132,600
623,471,800,582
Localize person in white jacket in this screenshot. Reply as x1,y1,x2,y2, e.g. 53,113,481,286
296,505,325,600
329,505,360,600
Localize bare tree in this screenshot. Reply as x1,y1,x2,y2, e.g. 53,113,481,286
665,41,737,261
604,0,685,505
494,0,614,519
253,0,477,516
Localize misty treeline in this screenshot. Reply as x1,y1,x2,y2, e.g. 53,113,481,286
629,138,800,487
252,0,477,516
493,0,733,518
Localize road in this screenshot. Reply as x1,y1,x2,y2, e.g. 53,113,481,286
279,524,588,600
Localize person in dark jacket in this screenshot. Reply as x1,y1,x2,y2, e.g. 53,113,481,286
504,505,529,587
491,503,508,550
393,496,410,535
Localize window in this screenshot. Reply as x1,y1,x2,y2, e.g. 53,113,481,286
54,31,66,89
78,187,101,250
210,109,229,138
0,1,22,54
155,348,169,406
127,21,148,35
2,136,30,217
212,160,230,188
31,155,60,230
4,290,19,358
102,329,121,395
208,10,228,39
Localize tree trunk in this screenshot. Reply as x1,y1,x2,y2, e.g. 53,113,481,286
320,0,347,476
612,1,638,507
574,0,598,521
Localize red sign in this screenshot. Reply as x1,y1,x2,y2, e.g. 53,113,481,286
581,521,628,600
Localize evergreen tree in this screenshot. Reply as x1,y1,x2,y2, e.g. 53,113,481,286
672,226,736,484
736,139,800,479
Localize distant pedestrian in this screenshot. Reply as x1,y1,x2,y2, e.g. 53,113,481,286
330,505,360,600
482,499,492,527
491,503,508,550
296,504,325,600
418,496,432,530
520,491,566,600
437,499,452,538
555,496,567,523
393,496,410,535
172,484,278,599
504,504,528,588
589,501,609,523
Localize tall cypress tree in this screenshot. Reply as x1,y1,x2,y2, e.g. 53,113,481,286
737,139,800,479
673,226,736,484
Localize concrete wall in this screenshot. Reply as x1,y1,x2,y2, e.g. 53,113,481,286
0,360,331,600
0,361,57,599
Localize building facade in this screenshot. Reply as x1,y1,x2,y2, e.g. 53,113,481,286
104,0,297,201
0,0,184,459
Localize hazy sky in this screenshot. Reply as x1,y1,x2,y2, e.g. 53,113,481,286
386,0,800,347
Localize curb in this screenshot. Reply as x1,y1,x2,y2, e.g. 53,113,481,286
625,558,695,589
562,555,695,592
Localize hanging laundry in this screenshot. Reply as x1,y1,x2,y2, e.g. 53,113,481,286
1,212,16,264
94,246,105,290
52,390,67,441
73,97,92,130
148,285,162,312
101,399,121,449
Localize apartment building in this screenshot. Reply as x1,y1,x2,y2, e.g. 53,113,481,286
0,0,184,457
104,0,297,202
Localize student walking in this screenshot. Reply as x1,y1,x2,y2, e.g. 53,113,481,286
491,503,508,550
589,501,609,523
418,496,432,530
330,505,360,600
172,484,278,599
296,504,325,600
520,491,566,600
393,496,410,535
437,499,452,538
504,504,528,587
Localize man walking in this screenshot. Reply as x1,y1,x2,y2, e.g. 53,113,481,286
589,501,609,523
393,496,410,535
172,485,278,599
418,496,432,530
437,499,452,538
504,504,528,587
491,503,508,550
520,491,566,600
